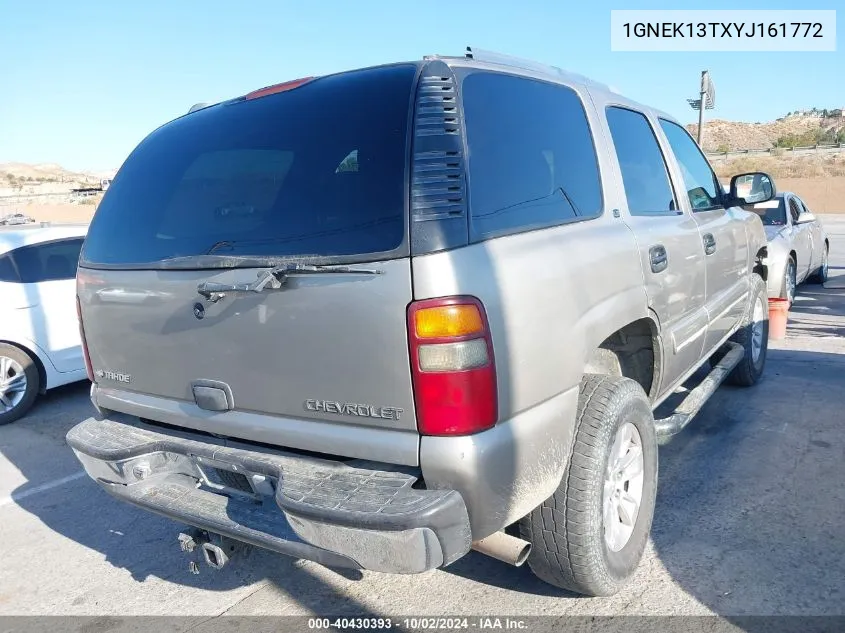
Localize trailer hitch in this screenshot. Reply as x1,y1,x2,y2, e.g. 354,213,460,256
177,527,244,573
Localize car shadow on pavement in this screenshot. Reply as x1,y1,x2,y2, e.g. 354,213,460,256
438,550,574,598
649,345,845,616
782,288,845,338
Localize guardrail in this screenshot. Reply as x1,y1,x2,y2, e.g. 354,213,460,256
0,191,101,209
706,143,845,161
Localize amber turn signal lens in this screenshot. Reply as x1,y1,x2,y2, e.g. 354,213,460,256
414,304,484,339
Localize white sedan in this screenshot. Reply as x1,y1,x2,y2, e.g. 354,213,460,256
750,192,829,303
0,223,89,423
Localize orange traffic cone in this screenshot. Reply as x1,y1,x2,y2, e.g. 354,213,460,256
768,298,790,340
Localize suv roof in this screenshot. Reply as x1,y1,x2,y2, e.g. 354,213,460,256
182,47,680,131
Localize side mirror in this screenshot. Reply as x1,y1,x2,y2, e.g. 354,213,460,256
729,172,776,206
796,212,816,224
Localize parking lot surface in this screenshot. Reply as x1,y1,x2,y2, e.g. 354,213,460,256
1,217,844,620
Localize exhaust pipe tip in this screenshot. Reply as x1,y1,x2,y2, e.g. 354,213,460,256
471,531,532,567
513,541,532,567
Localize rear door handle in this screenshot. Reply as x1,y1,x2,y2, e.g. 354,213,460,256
649,244,668,273
703,233,717,255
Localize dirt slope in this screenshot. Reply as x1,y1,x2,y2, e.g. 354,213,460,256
687,112,845,152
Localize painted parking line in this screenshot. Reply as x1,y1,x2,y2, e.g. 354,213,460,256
0,471,87,509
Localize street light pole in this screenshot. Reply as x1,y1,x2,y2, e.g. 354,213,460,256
697,71,706,146
688,70,715,149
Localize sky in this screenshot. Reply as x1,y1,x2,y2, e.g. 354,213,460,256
1,0,842,172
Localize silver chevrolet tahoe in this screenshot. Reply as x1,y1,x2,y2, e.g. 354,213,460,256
69,48,775,597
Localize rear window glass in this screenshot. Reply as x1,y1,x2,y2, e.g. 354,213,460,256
0,238,84,283
82,65,417,266
752,198,787,226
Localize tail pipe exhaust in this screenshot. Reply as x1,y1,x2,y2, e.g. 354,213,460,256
471,531,532,567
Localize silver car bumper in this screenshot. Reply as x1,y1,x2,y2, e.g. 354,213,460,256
67,417,472,574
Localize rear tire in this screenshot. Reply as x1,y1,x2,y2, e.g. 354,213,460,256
519,375,658,597
0,344,40,425
725,274,769,387
809,245,829,284
782,258,797,305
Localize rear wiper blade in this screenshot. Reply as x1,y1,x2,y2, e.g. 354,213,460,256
197,263,383,302
275,263,383,276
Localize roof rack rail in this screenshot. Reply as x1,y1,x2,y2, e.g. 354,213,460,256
463,46,611,92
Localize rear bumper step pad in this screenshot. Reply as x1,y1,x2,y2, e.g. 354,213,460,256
67,417,472,573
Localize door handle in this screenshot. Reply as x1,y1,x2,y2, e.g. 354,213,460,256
649,244,668,273
703,233,717,255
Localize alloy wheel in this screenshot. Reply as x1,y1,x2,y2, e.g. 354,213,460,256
0,356,27,414
602,422,645,552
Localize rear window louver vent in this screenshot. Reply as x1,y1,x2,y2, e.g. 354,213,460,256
415,76,460,136
412,74,466,221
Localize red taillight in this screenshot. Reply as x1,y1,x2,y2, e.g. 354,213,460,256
245,76,316,100
76,296,94,382
408,297,498,436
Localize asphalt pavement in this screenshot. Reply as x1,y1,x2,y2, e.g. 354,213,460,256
1,217,844,621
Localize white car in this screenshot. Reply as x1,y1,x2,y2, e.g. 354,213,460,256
750,192,829,303
0,213,35,226
0,224,88,423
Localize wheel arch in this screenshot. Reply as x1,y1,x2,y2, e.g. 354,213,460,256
753,246,768,282
584,316,661,402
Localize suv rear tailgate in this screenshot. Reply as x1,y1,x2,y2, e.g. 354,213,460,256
80,261,416,431
77,64,422,463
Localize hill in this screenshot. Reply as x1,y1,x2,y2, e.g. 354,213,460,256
687,111,845,152
0,162,116,191
0,163,114,222
713,153,845,180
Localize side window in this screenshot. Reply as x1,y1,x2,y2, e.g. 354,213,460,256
462,72,603,240
798,198,812,215
658,119,723,212
0,253,19,282
788,198,802,224
605,107,677,216
8,238,84,283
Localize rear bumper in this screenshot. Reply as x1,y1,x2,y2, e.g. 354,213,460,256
67,417,471,574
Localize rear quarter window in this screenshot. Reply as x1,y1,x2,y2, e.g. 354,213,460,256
462,72,603,241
